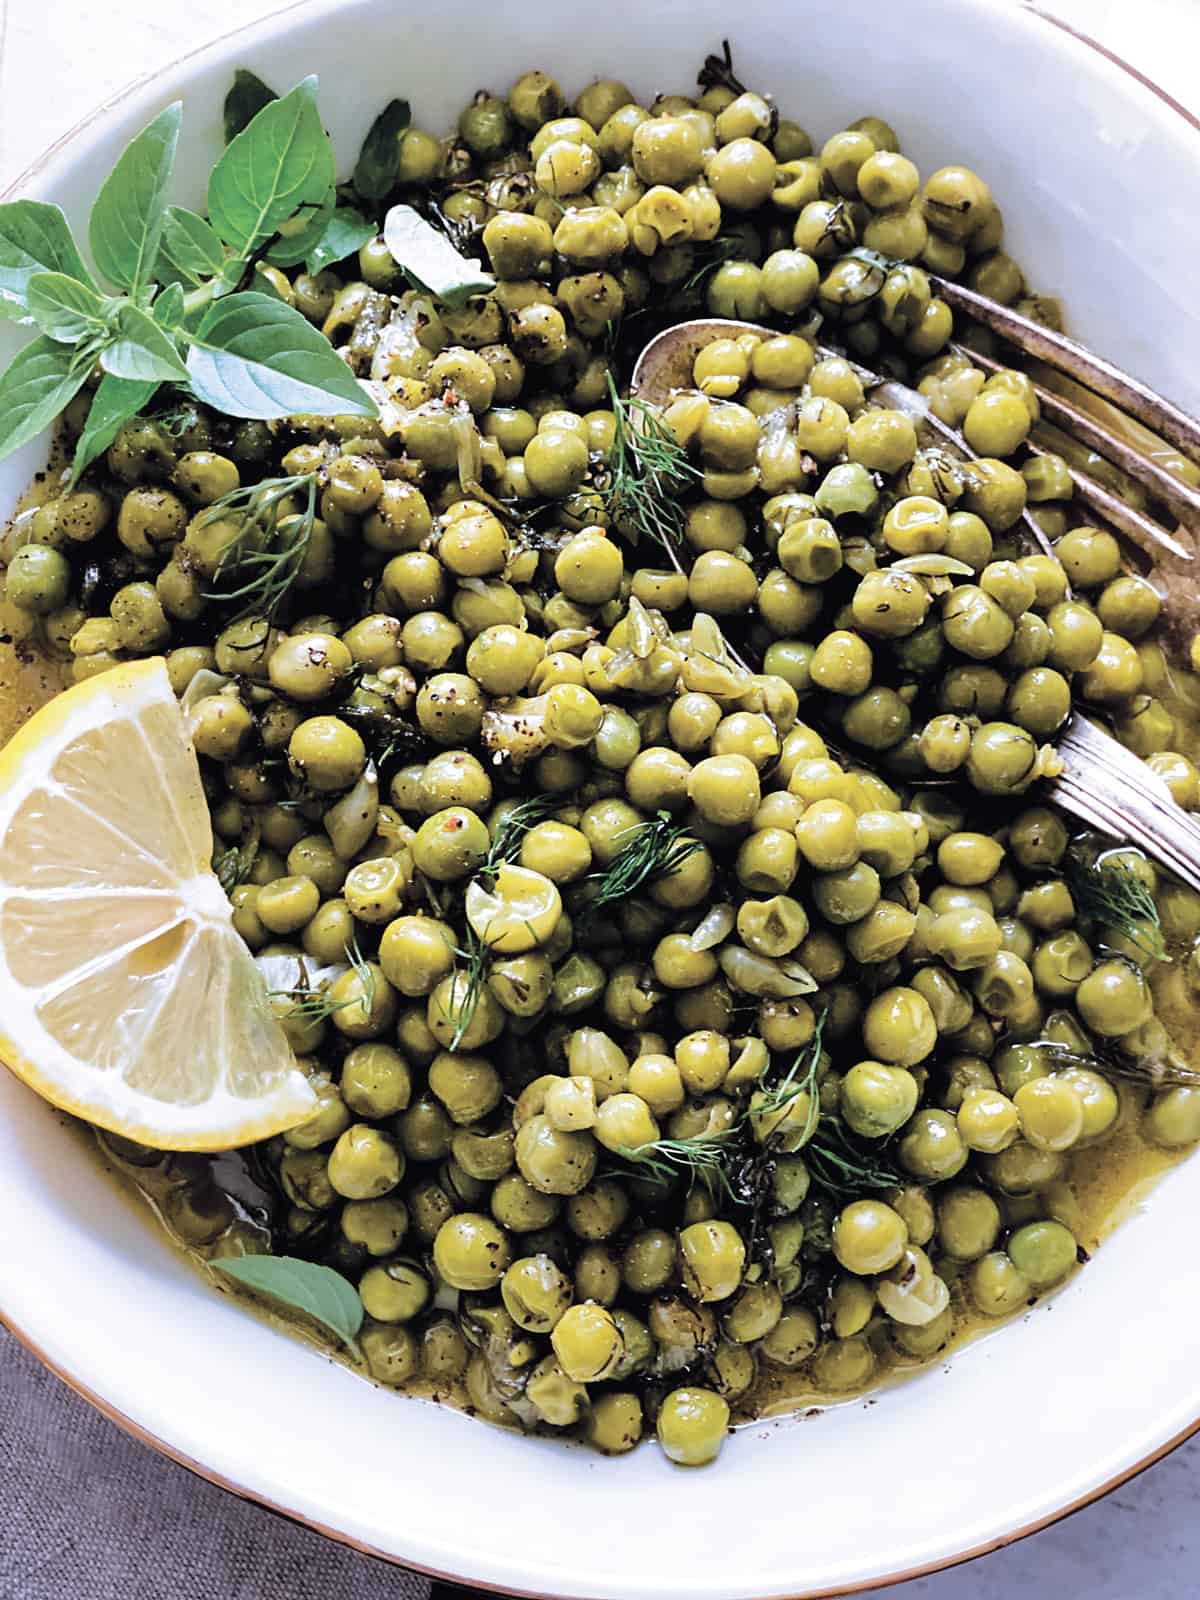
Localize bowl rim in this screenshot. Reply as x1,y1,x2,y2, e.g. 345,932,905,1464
2,1,1200,1595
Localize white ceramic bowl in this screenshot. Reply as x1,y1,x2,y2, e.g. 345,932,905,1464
2,2,1200,1595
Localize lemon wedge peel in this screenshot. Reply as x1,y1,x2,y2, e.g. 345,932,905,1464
0,657,315,1151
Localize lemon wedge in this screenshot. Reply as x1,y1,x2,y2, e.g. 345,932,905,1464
0,657,315,1150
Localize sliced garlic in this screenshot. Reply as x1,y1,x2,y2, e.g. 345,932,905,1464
689,902,735,951
718,944,819,998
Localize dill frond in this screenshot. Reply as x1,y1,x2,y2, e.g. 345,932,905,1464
344,935,377,1016
480,795,557,883
268,938,374,1024
803,1119,908,1197
583,810,701,922
602,373,702,555
1065,847,1169,963
448,925,491,1051
612,1131,738,1200
755,1009,828,1124
200,472,319,621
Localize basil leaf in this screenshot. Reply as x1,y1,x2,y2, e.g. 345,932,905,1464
25,271,108,343
265,190,337,268
382,203,495,306
158,207,226,286
208,77,335,258
153,280,186,329
66,373,158,488
352,98,411,202
210,1254,363,1353
0,201,94,320
88,102,182,292
0,335,91,462
306,206,376,275
213,257,249,298
223,67,278,144
185,290,376,418
100,303,189,382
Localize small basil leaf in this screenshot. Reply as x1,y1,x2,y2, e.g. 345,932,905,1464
0,335,91,462
185,290,377,418
100,303,189,382
89,102,182,292
66,373,158,488
25,271,108,343
213,257,249,298
382,202,494,306
352,98,411,202
153,281,186,329
0,200,94,319
210,1254,363,1353
223,67,278,144
208,77,335,258
306,206,376,275
265,189,337,268
158,206,226,286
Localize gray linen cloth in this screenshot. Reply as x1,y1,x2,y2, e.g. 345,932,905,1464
0,1328,431,1600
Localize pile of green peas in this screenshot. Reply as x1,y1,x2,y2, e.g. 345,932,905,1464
13,57,1200,1470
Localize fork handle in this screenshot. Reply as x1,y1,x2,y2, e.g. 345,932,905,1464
931,275,1200,467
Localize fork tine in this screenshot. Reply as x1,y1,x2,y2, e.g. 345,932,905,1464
1050,717,1200,895
863,369,1059,566
959,342,1200,536
1023,441,1195,565
931,275,1200,467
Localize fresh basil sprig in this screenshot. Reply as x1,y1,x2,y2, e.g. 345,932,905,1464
89,102,181,294
0,75,377,476
0,201,95,322
210,1253,363,1355
208,78,335,260
305,206,376,275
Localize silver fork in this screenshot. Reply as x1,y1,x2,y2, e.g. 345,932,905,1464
631,299,1200,892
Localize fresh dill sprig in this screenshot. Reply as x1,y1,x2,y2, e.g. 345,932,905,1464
674,234,745,303
344,935,377,1015
448,925,491,1051
803,1119,907,1197
269,938,375,1024
602,373,702,554
1039,1041,1200,1091
583,810,701,922
200,472,319,621
755,1009,828,1123
612,1131,738,1200
480,795,557,883
1065,848,1169,963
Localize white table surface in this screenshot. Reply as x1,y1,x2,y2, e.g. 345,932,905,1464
2,2,1200,1597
